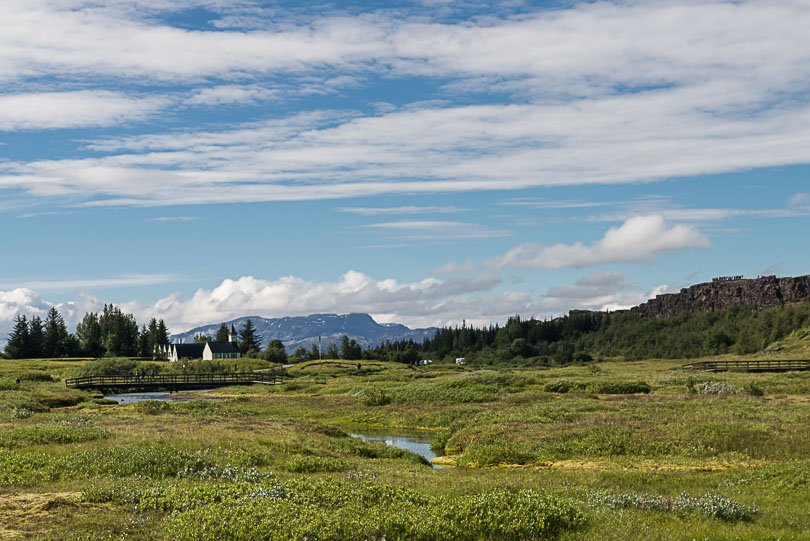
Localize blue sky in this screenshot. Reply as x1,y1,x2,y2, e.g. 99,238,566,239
1,0,809,336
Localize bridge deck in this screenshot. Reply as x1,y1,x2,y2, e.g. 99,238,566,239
65,372,284,391
682,360,810,373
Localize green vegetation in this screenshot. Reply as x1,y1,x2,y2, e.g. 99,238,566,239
1,354,809,539
369,301,810,363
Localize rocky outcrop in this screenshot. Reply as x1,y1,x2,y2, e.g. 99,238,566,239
633,275,810,318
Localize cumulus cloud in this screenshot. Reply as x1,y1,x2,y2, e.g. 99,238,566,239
0,289,103,344
539,271,669,313
0,91,166,131
493,216,710,270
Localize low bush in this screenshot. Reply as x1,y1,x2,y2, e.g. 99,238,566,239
18,371,55,382
0,425,111,448
693,381,739,395
587,490,756,522
285,455,348,473
360,387,391,406
587,381,652,394
85,479,585,540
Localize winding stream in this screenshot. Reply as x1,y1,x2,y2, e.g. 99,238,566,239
349,431,443,468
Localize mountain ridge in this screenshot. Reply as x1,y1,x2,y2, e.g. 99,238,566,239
171,312,437,353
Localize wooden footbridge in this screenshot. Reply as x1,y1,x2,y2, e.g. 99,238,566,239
682,359,810,373
65,372,284,392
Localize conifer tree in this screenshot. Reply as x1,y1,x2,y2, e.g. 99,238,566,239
76,312,103,357
4,315,30,359
238,320,261,354
44,307,69,358
215,324,230,342
28,316,46,358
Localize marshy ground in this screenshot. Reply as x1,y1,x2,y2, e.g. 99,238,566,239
1,356,809,539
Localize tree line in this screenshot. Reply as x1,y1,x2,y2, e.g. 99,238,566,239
3,305,169,359
368,302,810,364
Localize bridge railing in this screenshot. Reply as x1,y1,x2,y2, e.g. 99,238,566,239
65,371,284,388
682,360,810,372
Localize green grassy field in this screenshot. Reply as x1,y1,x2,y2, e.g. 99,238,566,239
1,351,809,540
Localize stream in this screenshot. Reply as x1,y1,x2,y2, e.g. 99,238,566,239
104,389,216,404
349,431,442,468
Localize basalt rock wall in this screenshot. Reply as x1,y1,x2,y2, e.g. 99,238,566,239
632,275,810,318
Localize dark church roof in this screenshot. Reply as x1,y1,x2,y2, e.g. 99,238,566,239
173,343,205,359
206,341,240,354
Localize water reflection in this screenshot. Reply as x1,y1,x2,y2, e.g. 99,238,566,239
349,431,442,468
105,389,215,404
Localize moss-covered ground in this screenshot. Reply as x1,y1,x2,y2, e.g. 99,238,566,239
1,355,809,539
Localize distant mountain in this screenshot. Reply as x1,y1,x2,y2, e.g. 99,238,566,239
170,313,437,353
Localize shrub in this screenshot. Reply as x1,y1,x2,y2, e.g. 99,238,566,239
134,400,171,415
285,456,347,473
544,380,574,393
694,381,739,395
744,382,765,397
360,387,392,406
18,371,55,382
587,490,756,522
588,381,652,394
139,480,587,541
0,425,110,448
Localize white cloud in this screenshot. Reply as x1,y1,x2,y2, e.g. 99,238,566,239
119,270,507,332
185,85,279,106
494,216,710,270
0,274,177,291
367,220,511,240
0,91,166,131
338,205,466,216
0,289,103,344
539,271,669,313
790,193,810,209
147,216,201,222
434,260,477,274
2,2,810,205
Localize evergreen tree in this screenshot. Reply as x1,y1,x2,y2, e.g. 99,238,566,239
238,319,262,354
325,343,340,359
194,333,210,343
44,307,69,358
215,324,231,342
4,315,30,359
137,325,150,357
309,343,320,360
99,304,139,356
340,335,362,360
76,312,103,357
28,316,46,358
156,319,169,346
263,339,288,363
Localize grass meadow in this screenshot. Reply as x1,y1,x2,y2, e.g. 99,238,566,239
0,353,809,539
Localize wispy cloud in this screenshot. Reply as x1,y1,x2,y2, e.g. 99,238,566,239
1,1,809,206
338,205,467,216
0,91,166,131
147,216,201,222
500,198,608,210
0,274,178,291
368,220,511,240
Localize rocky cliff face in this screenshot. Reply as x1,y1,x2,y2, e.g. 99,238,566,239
632,275,810,318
